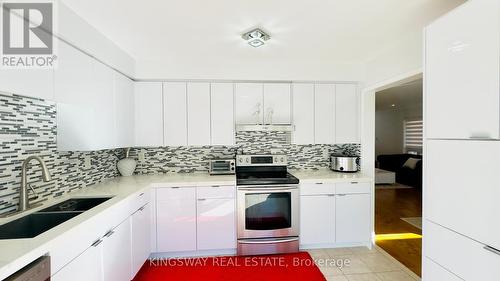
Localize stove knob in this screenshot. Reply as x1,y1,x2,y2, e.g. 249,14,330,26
280,157,284,163
245,158,249,163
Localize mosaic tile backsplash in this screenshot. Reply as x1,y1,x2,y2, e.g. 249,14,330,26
0,93,121,214
0,92,360,214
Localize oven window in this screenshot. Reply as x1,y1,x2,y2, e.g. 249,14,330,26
245,192,291,230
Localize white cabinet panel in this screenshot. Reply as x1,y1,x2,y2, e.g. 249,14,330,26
235,83,263,124
211,83,234,145
156,187,197,252
134,82,163,147
102,218,132,281
0,68,54,100
300,183,335,196
52,242,102,281
423,257,462,281
335,84,359,143
425,0,500,139
314,84,335,144
335,194,370,243
263,83,291,124
131,203,151,278
187,82,211,145
114,72,135,148
197,198,236,250
292,84,315,144
164,82,188,146
300,195,335,245
426,140,500,250
336,182,371,194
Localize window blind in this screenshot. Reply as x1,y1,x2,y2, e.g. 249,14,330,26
404,120,423,149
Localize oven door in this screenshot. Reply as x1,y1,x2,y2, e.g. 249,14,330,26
237,185,299,239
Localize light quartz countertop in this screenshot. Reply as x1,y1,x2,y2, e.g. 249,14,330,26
0,170,371,279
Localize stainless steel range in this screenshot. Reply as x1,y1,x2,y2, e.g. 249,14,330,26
236,154,300,256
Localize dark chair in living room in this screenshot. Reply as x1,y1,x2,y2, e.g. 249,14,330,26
377,154,422,188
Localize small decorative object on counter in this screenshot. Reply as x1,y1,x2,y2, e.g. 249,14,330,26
117,148,137,176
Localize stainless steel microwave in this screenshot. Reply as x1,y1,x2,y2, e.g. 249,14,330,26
209,159,235,175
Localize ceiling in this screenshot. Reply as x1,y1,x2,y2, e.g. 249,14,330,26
376,78,423,111
60,0,464,78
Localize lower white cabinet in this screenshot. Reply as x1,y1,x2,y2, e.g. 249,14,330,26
131,203,151,277
52,241,103,281
423,257,462,281
335,193,370,243
300,195,335,245
156,187,197,252
102,218,132,281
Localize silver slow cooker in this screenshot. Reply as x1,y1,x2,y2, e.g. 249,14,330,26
330,154,359,172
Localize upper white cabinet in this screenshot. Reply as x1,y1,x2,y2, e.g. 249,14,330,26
114,72,135,148
163,82,188,146
314,84,336,144
425,0,500,140
187,83,211,146
263,83,291,124
235,83,263,124
211,83,235,145
134,82,163,147
0,68,54,101
292,84,315,145
335,84,359,143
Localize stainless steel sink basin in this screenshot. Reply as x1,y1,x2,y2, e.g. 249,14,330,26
0,212,82,239
38,197,112,213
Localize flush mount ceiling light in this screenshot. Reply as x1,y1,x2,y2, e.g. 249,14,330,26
242,28,271,48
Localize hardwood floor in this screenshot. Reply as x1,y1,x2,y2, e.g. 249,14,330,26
375,187,422,277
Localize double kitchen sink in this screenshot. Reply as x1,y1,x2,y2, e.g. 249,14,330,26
0,197,112,240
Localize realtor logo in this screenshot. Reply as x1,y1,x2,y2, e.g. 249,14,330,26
1,1,56,68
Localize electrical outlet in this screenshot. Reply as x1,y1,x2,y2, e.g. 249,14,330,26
138,151,146,161
83,155,92,170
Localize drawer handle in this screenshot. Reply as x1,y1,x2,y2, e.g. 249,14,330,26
327,194,335,197
211,185,221,188
351,182,359,184
171,187,180,189
337,194,347,197
139,192,144,197
104,230,115,238
138,206,145,211
91,239,103,247
315,183,324,185
198,198,207,201
484,245,500,256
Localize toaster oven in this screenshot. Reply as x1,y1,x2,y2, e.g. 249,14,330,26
209,159,236,175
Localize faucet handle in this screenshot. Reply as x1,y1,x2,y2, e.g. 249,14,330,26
27,184,39,196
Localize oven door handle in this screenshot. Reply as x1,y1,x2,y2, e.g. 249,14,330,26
238,237,299,244
238,186,298,192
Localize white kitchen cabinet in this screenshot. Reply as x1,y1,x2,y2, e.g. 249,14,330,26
51,241,103,281
426,140,500,250
102,218,132,281
300,195,335,246
423,257,462,281
114,72,135,148
335,193,370,243
211,83,234,145
425,0,500,140
187,82,211,145
196,193,236,250
131,203,151,277
314,84,335,144
134,82,163,147
292,83,315,145
0,68,54,101
263,83,291,124
156,187,197,252
335,84,359,143
235,83,263,124
164,82,188,146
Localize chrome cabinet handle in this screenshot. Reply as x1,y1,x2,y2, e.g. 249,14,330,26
350,181,359,184
315,183,324,185
104,230,115,237
170,187,180,189
327,194,335,197
337,194,347,197
91,239,103,247
211,185,220,188
139,192,144,197
198,198,207,201
138,206,145,211
484,245,500,256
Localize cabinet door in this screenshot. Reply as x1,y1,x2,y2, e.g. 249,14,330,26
102,219,132,281
164,82,188,146
134,82,163,147
235,83,263,124
314,84,335,144
211,83,234,145
114,72,135,148
423,257,462,281
197,198,236,250
52,242,102,281
0,68,54,100
187,82,211,145
156,187,197,252
300,195,335,245
426,0,500,139
426,140,500,250
131,204,151,278
335,194,370,243
263,83,291,124
335,84,359,143
292,84,315,144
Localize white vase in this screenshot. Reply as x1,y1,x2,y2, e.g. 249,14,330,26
117,157,137,176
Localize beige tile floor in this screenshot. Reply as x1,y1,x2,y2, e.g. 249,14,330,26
306,246,421,281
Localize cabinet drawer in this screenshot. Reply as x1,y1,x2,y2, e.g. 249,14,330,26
197,185,235,199
423,257,462,281
336,182,370,194
300,183,335,195
156,186,195,203
131,189,150,212
425,220,500,281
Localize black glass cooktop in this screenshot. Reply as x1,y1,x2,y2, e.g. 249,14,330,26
236,166,299,186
